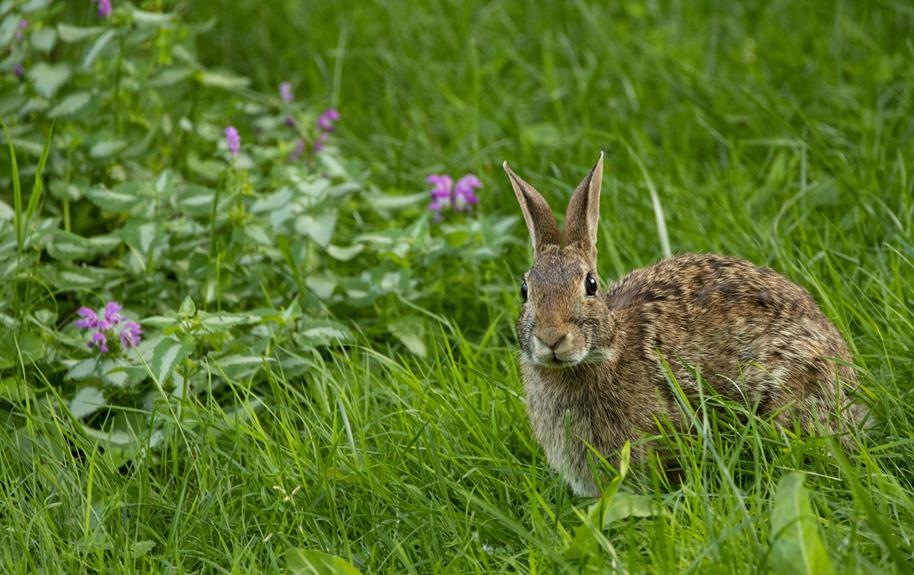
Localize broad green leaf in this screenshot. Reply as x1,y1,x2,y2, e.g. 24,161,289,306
82,426,133,448
131,9,175,26
119,221,162,258
326,244,363,261
250,187,293,214
149,67,192,87
130,540,156,558
86,185,141,213
305,274,337,299
0,376,33,402
389,317,427,358
243,223,272,246
66,358,99,381
69,386,106,419
366,191,427,210
150,337,189,385
198,70,250,90
178,296,196,318
89,138,128,159
770,472,835,575
0,331,45,369
298,319,353,347
28,62,72,99
46,229,93,261
286,548,361,575
198,311,256,332
57,24,105,43
295,212,337,247
177,185,217,217
48,91,92,118
42,263,121,290
30,28,57,52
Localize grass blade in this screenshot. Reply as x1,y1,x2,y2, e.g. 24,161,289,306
24,123,54,230
1,119,23,252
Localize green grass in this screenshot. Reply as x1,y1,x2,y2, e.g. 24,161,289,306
3,0,914,572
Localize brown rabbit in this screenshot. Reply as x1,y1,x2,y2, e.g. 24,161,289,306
504,153,865,496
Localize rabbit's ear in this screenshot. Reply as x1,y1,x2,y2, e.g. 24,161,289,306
563,152,604,260
504,162,561,254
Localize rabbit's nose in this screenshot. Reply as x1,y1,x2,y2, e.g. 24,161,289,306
536,332,568,351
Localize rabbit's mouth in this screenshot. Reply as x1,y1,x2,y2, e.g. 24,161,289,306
530,341,589,367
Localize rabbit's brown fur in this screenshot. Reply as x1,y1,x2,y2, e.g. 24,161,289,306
505,154,864,496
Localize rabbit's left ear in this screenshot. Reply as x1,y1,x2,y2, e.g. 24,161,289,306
563,152,604,260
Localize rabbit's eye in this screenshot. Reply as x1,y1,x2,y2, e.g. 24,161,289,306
585,274,597,296
521,280,528,302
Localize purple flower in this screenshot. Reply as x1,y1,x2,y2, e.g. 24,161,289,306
426,174,452,210
224,126,240,156
75,301,141,355
453,174,482,210
285,116,296,128
13,63,24,77
75,307,100,329
96,0,112,18
290,138,305,161
104,301,123,326
426,172,482,214
91,331,109,353
15,20,27,41
317,108,340,132
280,82,293,103
313,131,329,152
119,321,142,348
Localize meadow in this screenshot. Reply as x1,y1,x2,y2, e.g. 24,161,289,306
1,0,913,572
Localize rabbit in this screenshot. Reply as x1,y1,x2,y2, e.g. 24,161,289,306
504,152,865,497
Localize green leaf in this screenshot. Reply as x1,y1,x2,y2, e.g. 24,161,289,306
149,67,193,88
304,274,337,300
86,184,142,213
30,28,57,52
131,9,175,26
66,358,99,381
326,244,364,261
28,63,72,99
69,386,106,419
149,337,189,385
82,29,116,69
0,330,45,369
177,185,217,217
48,92,92,118
0,376,34,402
286,548,361,575
130,540,156,558
198,311,256,332
119,220,162,259
89,138,128,159
295,212,337,247
57,24,105,43
770,472,835,575
365,191,428,210
178,296,196,318
46,229,93,261
40,263,121,290
298,319,353,347
198,70,250,90
389,317,427,358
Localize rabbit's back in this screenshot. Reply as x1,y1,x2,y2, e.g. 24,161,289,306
608,253,858,425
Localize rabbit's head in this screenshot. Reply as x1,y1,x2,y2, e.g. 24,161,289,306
505,153,615,369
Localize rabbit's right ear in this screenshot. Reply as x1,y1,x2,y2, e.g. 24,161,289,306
504,162,561,255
